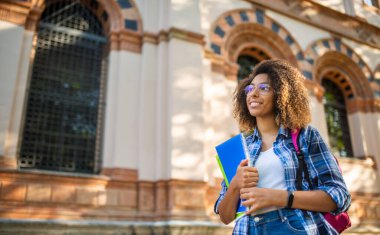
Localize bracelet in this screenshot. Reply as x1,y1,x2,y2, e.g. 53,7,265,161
285,191,294,209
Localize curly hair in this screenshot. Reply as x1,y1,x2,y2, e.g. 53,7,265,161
233,59,311,131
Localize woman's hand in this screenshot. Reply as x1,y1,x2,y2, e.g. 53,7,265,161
230,159,259,190
217,159,259,224
240,188,338,215
240,187,278,215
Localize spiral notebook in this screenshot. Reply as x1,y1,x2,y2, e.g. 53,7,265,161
215,133,250,218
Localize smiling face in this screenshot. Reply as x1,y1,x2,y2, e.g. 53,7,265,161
245,73,275,119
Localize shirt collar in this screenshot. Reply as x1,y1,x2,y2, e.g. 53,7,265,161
250,125,289,140
278,125,289,138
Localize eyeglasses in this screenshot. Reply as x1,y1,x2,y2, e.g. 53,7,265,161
244,83,272,96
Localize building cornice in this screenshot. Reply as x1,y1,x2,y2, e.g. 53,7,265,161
156,27,205,46
0,1,30,26
142,28,205,46
109,30,142,53
246,0,380,49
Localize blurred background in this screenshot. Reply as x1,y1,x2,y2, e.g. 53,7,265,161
0,0,379,234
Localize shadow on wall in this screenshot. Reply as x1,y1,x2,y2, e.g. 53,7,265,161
171,65,205,179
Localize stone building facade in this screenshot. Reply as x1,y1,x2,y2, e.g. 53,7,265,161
0,0,380,234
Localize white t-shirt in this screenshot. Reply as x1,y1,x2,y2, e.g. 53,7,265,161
255,147,287,190
250,147,287,215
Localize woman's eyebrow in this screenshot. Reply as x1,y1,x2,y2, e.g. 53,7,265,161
250,81,270,85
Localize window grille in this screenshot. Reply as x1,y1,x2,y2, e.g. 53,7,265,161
237,55,260,82
237,48,270,82
19,0,107,173
322,79,353,157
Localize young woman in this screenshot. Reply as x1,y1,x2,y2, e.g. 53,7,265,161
214,59,351,234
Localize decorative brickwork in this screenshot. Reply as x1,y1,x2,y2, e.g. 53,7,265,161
21,0,143,53
305,38,379,113
246,0,380,49
0,1,30,26
116,0,142,33
209,8,306,80
0,156,17,169
304,38,373,83
0,170,214,222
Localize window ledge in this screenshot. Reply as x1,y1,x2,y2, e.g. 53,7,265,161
0,168,109,180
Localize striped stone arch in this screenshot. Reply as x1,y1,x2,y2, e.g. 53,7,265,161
26,0,143,52
27,0,122,33
304,38,375,92
115,0,143,33
209,8,307,73
111,0,143,52
304,38,378,112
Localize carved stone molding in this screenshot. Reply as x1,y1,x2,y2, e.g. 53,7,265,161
346,99,377,114
0,171,211,222
0,220,232,234
303,79,324,102
308,45,378,113
158,27,205,46
1,169,379,231
101,167,137,182
109,30,142,53
208,8,303,80
0,1,30,26
110,27,204,53
247,0,380,49
143,31,159,45
23,0,122,33
0,156,17,169
167,27,205,46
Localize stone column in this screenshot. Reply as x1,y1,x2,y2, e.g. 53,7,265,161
0,21,33,169
102,49,142,177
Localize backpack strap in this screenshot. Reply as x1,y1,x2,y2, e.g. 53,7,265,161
291,128,313,190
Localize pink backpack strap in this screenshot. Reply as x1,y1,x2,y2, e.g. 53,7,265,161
291,127,351,233
291,129,301,154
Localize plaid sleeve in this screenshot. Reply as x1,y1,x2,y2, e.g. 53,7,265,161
214,180,227,214
304,126,351,215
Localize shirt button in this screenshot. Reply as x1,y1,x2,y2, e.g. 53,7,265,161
254,217,260,222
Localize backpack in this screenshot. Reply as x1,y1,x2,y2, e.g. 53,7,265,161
291,128,351,234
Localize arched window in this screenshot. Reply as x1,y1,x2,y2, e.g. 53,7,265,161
19,1,108,173
237,48,269,82
237,55,259,82
322,79,353,157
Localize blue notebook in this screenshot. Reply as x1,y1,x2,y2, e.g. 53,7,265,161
215,133,250,218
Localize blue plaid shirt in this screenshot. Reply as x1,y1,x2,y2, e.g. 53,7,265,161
214,126,351,235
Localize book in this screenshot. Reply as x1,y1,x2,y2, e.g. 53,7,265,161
215,133,250,219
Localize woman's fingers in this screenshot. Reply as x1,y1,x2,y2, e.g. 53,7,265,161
240,187,253,196
239,159,249,167
243,171,259,179
244,181,258,188
241,198,253,206
242,170,259,187
240,188,270,214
